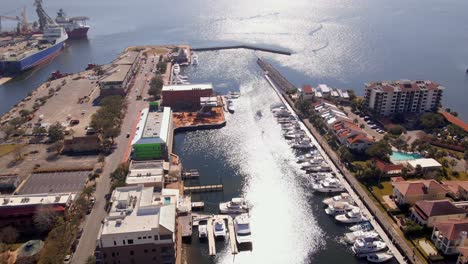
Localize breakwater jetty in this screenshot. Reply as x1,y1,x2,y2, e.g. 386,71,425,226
258,57,423,264
192,45,292,56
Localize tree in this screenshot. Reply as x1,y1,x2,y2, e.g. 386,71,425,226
0,226,19,244
19,109,31,118
353,118,358,124
82,185,94,199
415,164,423,176
103,126,121,143
365,140,392,161
419,113,445,131
338,146,354,163
33,126,47,135
388,125,405,136
359,124,365,129
48,122,64,142
148,75,164,99
34,205,59,233
86,256,96,264
157,61,167,73
295,96,310,117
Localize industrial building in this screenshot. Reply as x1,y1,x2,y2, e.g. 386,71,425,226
132,107,173,161
364,80,444,117
161,83,213,109
96,185,177,264
126,160,169,189
98,51,139,97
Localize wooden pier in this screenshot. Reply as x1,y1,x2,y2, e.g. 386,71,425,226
227,216,239,254
184,184,223,194
192,45,292,56
207,218,216,256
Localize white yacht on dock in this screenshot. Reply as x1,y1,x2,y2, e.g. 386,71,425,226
322,192,353,206
227,100,235,113
312,178,345,193
173,63,180,75
366,251,394,263
325,201,357,216
344,230,380,244
191,53,198,65
352,238,387,254
219,198,249,214
234,214,252,244
213,219,227,239
228,91,240,99
198,219,208,239
335,208,368,224
349,222,373,232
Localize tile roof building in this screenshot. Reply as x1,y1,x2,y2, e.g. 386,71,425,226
431,219,468,255
410,199,467,227
364,80,444,117
392,179,448,206
441,111,468,132
444,181,468,200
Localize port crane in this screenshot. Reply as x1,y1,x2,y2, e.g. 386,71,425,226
34,0,57,30
0,6,30,33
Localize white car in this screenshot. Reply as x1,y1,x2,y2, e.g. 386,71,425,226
198,220,208,239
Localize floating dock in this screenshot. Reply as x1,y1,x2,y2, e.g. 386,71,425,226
227,216,239,254
182,169,200,179
184,184,223,193
192,45,292,56
207,218,216,256
192,214,239,256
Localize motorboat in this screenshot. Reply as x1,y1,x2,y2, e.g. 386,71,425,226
219,198,249,214
306,165,332,173
227,100,235,113
308,173,332,182
325,202,357,216
228,91,240,99
173,63,180,75
292,141,313,150
198,219,208,239
335,209,368,224
296,153,313,163
322,192,353,206
344,231,380,244
234,214,252,244
352,238,387,254
277,117,295,124
349,221,373,232
285,132,302,140
213,219,227,239
271,106,286,113
273,109,291,118
192,53,198,65
312,178,345,193
366,251,394,263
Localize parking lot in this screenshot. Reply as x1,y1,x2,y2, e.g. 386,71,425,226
17,170,91,194
344,106,385,141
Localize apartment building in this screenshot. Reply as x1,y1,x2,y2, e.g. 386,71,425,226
96,185,177,264
364,80,444,116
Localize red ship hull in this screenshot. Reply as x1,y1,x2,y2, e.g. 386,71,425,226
66,27,89,39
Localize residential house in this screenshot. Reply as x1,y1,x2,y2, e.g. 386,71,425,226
302,85,315,100
410,200,467,227
444,181,468,200
375,159,403,176
392,179,448,206
431,219,468,255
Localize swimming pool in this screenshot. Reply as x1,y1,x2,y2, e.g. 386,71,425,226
390,151,422,161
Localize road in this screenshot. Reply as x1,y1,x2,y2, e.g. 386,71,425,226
72,52,155,264
265,74,423,264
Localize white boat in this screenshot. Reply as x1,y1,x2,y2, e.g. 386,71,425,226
335,209,368,224
219,198,249,214
366,251,394,263
234,214,252,244
271,106,286,113
349,222,373,232
313,178,345,193
213,219,227,239
344,231,380,244
325,202,357,216
322,193,353,206
292,141,313,150
198,219,208,239
228,91,240,99
173,63,180,75
227,100,235,113
309,173,333,181
191,53,198,65
352,238,387,254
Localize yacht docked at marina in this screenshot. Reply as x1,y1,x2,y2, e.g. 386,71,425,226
234,214,252,244
219,198,249,214
335,208,368,224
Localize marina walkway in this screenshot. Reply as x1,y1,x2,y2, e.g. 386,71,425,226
264,74,417,264
192,214,238,256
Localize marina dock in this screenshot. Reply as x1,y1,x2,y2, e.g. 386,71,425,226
207,218,216,256
192,214,239,256
184,184,223,193
192,45,292,56
180,214,193,238
260,58,415,264
227,216,239,254
182,169,200,179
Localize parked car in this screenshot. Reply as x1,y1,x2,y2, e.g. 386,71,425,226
64,254,72,264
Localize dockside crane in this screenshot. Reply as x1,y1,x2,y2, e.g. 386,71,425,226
34,0,57,30
0,6,30,33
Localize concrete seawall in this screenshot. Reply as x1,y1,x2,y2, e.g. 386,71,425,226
192,45,292,56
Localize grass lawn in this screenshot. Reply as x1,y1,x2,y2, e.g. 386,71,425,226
370,181,393,203
0,144,24,157
446,169,468,181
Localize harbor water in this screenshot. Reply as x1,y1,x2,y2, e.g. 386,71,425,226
1,0,467,263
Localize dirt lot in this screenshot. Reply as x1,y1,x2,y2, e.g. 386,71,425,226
0,144,98,180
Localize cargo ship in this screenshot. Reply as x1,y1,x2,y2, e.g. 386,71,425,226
55,9,90,39
0,26,68,75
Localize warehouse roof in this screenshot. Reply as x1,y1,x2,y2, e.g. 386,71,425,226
132,107,172,145
99,64,132,83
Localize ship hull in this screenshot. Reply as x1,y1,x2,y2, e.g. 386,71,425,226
0,41,65,75
66,27,89,39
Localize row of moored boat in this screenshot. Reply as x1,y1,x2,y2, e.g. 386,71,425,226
272,106,394,263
